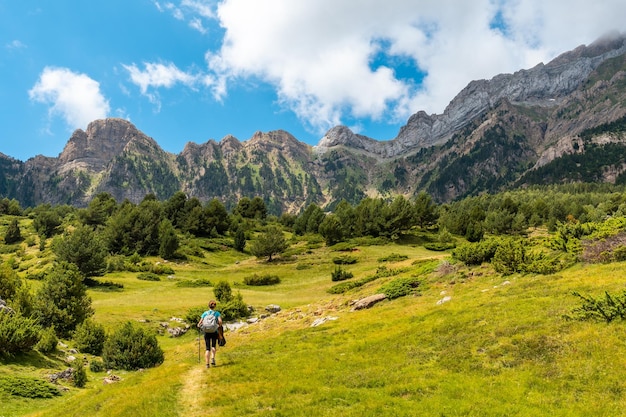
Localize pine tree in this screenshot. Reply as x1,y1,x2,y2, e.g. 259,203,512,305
4,218,21,244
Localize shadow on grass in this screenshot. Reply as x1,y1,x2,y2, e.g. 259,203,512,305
0,349,67,370
85,277,124,292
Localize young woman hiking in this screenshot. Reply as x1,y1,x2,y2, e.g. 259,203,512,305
197,300,223,368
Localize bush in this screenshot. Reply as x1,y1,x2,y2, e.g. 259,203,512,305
185,306,205,327
452,239,499,266
150,263,175,275
492,238,528,275
327,266,403,294
175,278,212,288
84,278,124,291
331,266,354,282
377,253,408,262
106,255,126,272
0,376,60,398
219,292,249,321
0,264,22,300
102,322,164,370
525,254,568,275
379,277,421,300
25,271,47,281
137,272,161,281
332,255,358,265
243,274,281,286
36,327,58,354
567,291,626,323
0,312,41,356
613,245,626,261
33,262,93,338
214,280,233,303
73,320,106,355
330,242,357,252
73,363,87,388
89,360,105,373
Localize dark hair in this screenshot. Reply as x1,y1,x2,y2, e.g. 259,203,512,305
208,300,217,309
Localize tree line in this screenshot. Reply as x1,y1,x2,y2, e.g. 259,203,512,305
3,183,626,359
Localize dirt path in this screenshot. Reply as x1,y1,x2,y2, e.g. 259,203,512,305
177,335,211,417
178,364,208,417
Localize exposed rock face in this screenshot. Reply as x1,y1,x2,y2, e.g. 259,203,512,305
316,34,626,159
58,118,145,172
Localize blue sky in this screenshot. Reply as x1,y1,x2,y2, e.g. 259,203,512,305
1,0,624,161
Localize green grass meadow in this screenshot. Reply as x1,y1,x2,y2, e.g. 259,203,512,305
3,234,626,416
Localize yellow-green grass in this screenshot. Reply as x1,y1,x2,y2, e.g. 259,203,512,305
4,239,626,416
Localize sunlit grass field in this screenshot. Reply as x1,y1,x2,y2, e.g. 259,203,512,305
3,232,626,416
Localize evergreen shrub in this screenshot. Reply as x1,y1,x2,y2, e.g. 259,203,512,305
137,272,161,281
331,266,354,282
219,292,249,321
243,274,281,286
0,312,41,356
73,319,106,355
379,276,421,299
175,278,212,287
332,255,358,264
73,363,87,388
36,327,58,354
377,253,408,262
452,239,499,265
102,322,164,370
89,360,105,373
0,376,60,398
185,306,205,327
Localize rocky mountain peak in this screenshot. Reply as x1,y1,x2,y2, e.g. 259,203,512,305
316,125,379,154
387,33,626,158
57,118,145,172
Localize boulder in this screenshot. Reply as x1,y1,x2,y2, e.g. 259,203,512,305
351,294,387,311
167,327,188,338
265,304,281,314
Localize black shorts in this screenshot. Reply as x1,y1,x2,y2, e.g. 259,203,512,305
204,331,218,350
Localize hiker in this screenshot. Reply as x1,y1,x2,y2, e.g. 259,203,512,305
198,300,223,368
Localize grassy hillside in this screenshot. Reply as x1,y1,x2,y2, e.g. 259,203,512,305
2,225,626,416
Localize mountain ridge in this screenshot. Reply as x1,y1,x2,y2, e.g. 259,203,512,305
3,33,626,212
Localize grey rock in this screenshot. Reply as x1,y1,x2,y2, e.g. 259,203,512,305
351,294,387,311
265,304,281,314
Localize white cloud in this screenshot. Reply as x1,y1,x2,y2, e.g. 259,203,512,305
124,62,198,94
189,17,207,34
123,62,202,111
203,0,626,135
155,0,215,33
6,40,26,50
181,0,215,19
28,67,110,129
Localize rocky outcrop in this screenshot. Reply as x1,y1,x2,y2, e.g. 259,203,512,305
57,118,145,173
316,33,626,159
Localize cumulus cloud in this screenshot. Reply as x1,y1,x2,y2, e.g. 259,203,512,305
28,67,110,129
200,0,626,135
